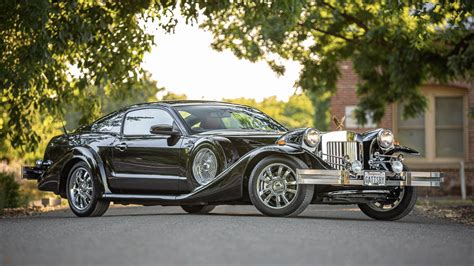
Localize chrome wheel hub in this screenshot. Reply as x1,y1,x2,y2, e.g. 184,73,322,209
192,148,218,185
271,179,286,194
256,163,298,209
69,167,93,211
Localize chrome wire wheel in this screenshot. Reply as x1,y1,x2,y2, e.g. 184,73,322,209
68,167,93,211
367,187,405,212
256,163,298,209
192,148,218,185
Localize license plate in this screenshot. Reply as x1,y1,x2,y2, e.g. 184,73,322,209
364,171,386,186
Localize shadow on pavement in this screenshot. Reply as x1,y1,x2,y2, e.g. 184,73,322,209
3,207,443,226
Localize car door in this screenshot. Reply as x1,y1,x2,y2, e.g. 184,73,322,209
108,107,187,194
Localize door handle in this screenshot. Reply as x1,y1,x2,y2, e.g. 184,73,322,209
114,143,128,151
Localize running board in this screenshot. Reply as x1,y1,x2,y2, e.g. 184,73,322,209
102,194,176,201
101,193,210,205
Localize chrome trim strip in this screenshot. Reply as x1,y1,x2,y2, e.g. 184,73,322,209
402,172,442,178
103,194,176,200
112,173,187,180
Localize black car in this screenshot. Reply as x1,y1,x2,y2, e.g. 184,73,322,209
23,101,442,220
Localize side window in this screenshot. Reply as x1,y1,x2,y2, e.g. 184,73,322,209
123,109,174,136
92,113,124,134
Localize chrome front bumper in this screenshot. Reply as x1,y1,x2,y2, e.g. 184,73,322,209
296,169,443,187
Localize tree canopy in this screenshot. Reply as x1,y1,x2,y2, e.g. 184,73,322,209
1,0,175,150
225,93,315,129
1,71,161,162
198,0,473,126
1,0,472,151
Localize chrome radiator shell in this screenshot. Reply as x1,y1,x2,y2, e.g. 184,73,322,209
320,131,363,169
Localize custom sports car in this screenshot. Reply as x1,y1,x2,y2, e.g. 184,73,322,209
23,101,442,220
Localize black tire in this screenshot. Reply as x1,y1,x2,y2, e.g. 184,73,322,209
248,155,314,217
66,161,110,217
358,186,417,221
181,205,215,214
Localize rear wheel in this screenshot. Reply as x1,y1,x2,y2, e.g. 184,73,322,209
248,156,314,217
181,205,215,214
66,161,110,217
358,186,417,221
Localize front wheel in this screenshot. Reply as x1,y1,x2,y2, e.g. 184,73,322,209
248,156,314,217
66,161,110,217
358,186,417,221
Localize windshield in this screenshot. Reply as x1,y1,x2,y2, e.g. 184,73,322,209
174,105,287,133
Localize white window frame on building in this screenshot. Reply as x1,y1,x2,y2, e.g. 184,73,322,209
344,106,377,129
393,85,468,165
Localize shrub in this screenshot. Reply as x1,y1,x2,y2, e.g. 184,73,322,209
0,172,21,212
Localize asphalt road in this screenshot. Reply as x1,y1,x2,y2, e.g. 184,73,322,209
1,204,472,266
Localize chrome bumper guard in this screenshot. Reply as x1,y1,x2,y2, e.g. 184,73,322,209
296,169,443,187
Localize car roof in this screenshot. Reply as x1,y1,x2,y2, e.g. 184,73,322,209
122,100,255,111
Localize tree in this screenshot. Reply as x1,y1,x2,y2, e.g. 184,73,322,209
0,0,177,150
225,93,315,129
160,91,188,101
2,1,472,150
0,71,161,162
65,71,162,129
198,0,473,127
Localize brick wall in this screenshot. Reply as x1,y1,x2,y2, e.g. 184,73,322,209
330,61,473,196
330,61,395,132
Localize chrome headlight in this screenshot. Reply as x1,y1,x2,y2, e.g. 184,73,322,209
304,128,321,147
377,129,394,150
351,160,363,173
391,160,404,174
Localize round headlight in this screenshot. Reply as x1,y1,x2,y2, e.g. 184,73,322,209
377,129,394,150
351,160,363,173
391,160,404,174
304,128,321,147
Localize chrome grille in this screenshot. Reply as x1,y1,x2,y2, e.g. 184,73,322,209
326,141,361,169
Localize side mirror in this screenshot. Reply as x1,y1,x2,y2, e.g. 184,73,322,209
150,124,180,136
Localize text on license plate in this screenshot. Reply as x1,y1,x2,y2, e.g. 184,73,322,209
364,172,386,186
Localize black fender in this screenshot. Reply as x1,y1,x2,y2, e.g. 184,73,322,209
185,137,229,188
385,145,420,156
238,144,331,201
39,146,111,196
241,144,331,177
188,137,230,168
176,144,329,204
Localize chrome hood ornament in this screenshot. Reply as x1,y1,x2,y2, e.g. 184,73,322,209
332,115,345,130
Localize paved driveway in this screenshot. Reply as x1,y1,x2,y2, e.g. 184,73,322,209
1,205,472,265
